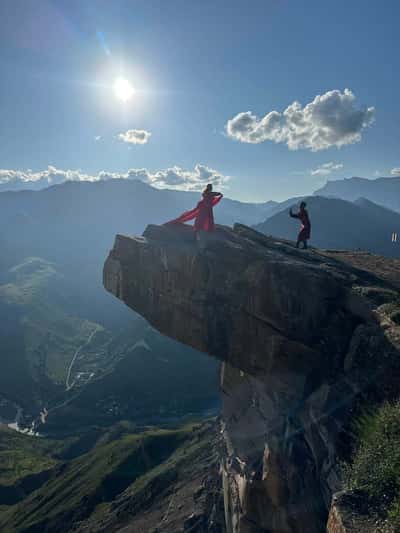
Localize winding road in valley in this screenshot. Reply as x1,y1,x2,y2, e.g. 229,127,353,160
65,325,100,391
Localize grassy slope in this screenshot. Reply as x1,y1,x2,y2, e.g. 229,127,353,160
344,402,400,531
0,426,68,510
0,257,106,386
81,421,222,533
0,426,63,487
0,256,119,419
0,257,219,430
0,422,206,533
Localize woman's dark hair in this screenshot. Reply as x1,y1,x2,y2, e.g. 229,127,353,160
203,183,213,194
300,201,307,208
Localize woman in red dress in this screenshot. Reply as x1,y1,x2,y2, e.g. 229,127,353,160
167,184,223,231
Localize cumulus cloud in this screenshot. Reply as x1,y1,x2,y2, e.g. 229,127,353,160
134,164,230,191
0,166,96,191
390,168,400,177
226,89,375,151
310,162,344,176
0,164,230,192
118,129,151,145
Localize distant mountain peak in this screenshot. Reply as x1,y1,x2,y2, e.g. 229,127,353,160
314,175,400,213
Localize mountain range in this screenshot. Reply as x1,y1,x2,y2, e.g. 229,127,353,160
314,176,400,212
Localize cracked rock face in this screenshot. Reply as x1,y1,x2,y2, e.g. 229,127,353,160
104,224,400,533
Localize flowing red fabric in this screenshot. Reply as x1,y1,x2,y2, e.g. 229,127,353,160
166,192,223,231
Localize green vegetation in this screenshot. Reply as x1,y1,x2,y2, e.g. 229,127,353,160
0,259,220,529
0,422,205,532
0,256,219,430
0,426,63,487
0,257,105,385
0,256,119,418
345,401,400,530
84,421,217,532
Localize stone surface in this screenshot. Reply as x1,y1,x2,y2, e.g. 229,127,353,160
104,223,400,533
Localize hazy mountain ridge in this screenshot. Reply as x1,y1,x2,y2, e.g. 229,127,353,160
314,176,400,212
0,179,276,326
255,195,400,257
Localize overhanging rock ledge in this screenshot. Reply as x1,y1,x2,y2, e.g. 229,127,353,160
104,223,400,533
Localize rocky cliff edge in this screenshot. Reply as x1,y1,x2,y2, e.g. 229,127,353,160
104,223,400,533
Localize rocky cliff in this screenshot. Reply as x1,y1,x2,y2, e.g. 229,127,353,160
103,223,400,532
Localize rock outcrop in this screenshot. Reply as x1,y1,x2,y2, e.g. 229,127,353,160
104,224,400,533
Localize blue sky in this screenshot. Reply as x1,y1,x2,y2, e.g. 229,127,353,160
0,0,399,201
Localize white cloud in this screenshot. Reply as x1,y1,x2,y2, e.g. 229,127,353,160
94,135,101,141
135,164,230,191
310,162,344,176
118,129,151,145
226,89,375,151
0,164,231,192
390,167,400,177
0,166,96,190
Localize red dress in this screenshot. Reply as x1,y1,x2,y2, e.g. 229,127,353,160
291,208,311,240
298,209,311,240
167,192,223,231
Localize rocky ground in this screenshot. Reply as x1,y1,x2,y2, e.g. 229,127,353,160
322,250,400,290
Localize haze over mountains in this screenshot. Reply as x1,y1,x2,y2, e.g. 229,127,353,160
0,178,276,330
0,179,276,433
314,175,400,212
1,174,399,434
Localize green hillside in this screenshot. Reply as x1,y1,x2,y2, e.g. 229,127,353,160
0,421,221,533
0,256,219,434
0,426,66,509
0,426,63,488
1,257,105,383
0,257,111,414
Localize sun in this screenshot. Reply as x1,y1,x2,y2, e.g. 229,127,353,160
113,77,135,102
